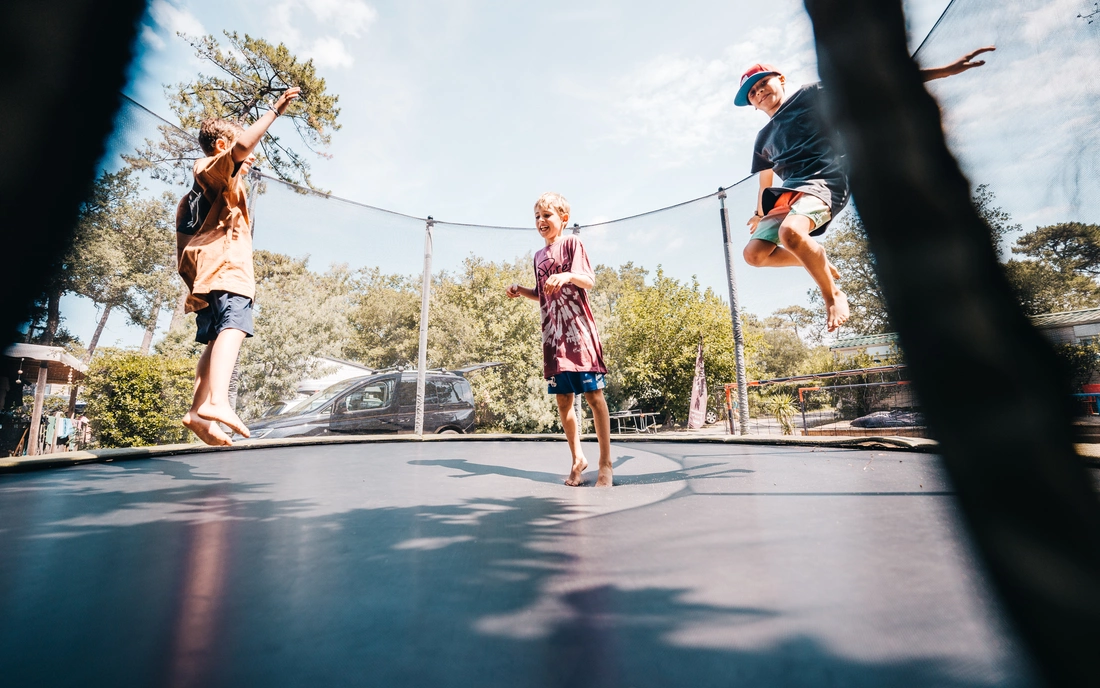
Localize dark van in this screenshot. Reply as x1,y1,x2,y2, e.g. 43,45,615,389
244,371,475,440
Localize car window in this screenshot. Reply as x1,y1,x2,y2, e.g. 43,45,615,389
341,380,393,413
396,379,416,406
430,379,460,404
282,377,364,416
455,380,473,404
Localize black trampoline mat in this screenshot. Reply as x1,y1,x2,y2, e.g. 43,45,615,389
0,441,1038,687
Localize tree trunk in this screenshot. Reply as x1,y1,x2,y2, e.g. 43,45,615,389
168,288,188,332
85,302,113,361
140,293,163,354
44,288,61,346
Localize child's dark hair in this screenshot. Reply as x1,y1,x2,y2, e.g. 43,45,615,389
198,118,245,155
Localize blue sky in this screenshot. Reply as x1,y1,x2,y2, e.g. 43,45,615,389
64,0,1024,350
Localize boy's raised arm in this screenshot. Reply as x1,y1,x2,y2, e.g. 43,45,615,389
232,87,302,163
920,46,995,82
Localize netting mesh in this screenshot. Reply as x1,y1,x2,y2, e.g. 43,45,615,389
57,0,1099,445
917,0,1100,226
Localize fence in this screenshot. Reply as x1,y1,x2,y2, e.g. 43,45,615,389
723,365,926,438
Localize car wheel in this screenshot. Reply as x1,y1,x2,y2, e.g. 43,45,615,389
438,428,461,435
705,410,718,425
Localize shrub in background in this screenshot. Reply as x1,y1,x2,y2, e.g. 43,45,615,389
83,350,195,447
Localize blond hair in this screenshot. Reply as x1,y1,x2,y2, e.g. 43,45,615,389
534,192,570,220
198,118,245,155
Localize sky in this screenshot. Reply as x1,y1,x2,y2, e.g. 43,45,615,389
62,0,1100,352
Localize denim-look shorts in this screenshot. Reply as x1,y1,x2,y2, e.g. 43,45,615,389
547,372,606,395
195,291,255,344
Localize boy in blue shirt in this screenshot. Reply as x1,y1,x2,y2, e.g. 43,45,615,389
737,47,994,331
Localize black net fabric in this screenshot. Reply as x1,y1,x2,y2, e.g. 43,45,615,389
916,0,1100,227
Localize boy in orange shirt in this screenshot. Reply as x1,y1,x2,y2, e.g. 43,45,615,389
177,87,300,445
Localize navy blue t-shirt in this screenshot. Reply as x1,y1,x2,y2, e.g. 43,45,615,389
751,82,849,235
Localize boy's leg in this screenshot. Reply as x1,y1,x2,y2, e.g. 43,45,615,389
584,389,613,488
195,328,250,436
555,392,588,486
183,344,232,446
743,239,841,279
777,215,849,331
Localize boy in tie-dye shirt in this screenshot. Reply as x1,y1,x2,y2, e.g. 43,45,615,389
507,192,612,487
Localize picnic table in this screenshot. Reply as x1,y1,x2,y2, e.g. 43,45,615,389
609,410,660,434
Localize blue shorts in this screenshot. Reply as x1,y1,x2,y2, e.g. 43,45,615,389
195,291,254,344
547,372,606,395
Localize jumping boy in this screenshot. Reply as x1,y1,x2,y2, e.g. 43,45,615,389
506,192,613,487
737,47,995,332
178,87,301,446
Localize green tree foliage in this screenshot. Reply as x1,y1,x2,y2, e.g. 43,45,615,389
1003,222,1100,315
972,183,1022,258
235,251,353,420
817,212,890,335
344,269,421,368
1052,341,1100,391
125,31,340,189
433,256,557,433
345,256,558,433
603,268,761,423
83,350,195,447
816,186,1098,331
68,170,177,359
745,312,811,380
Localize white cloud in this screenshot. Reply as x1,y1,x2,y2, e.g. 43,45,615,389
308,0,378,37
596,4,816,167
307,36,356,70
140,24,167,51
268,0,377,69
148,0,205,37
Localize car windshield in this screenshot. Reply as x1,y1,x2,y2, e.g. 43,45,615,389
281,377,366,416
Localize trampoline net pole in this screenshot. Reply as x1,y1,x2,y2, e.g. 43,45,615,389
415,218,434,436
718,189,750,435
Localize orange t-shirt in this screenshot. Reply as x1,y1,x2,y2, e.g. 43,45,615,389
177,150,254,313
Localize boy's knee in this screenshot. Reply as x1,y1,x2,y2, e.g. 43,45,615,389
777,224,806,248
743,243,768,266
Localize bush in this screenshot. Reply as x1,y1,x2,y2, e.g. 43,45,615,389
83,350,195,448
1053,341,1100,391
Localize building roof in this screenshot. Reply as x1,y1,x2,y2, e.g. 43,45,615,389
830,333,899,350
1029,307,1100,329
3,343,87,383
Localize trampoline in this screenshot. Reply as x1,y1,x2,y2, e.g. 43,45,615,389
0,439,1039,687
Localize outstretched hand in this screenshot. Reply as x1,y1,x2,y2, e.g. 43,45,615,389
506,283,522,298
274,86,302,115
946,45,996,76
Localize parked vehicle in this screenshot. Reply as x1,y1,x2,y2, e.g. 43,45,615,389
244,371,476,439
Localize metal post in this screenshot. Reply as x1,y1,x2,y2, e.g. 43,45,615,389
718,188,750,435
574,394,584,434
725,385,735,434
27,362,48,456
414,217,435,436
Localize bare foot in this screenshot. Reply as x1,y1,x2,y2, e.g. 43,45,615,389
565,457,589,487
828,260,840,280
196,402,250,438
595,464,613,488
825,291,850,332
183,411,233,446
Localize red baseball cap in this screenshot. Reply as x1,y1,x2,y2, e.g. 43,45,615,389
735,63,781,107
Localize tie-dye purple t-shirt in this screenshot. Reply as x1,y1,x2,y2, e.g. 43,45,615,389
534,235,607,379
